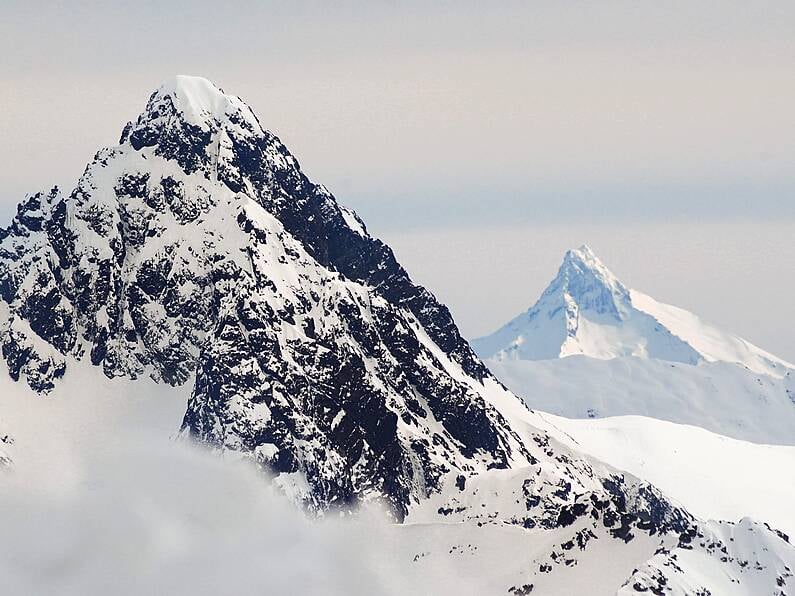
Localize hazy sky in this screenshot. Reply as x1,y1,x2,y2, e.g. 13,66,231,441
2,1,794,359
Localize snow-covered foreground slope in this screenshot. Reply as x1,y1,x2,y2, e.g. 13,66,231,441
473,244,792,378
2,317,792,595
488,355,795,445
548,413,795,539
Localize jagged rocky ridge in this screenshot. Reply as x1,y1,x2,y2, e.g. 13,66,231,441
1,76,793,593
0,77,513,516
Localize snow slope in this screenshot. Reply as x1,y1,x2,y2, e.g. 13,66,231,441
473,244,792,378
631,287,792,377
548,413,795,540
488,355,795,445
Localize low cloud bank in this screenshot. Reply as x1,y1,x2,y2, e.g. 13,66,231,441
0,372,458,595
0,438,415,595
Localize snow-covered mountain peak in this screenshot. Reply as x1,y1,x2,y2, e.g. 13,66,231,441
474,246,793,377
118,75,281,187
145,74,257,130
562,243,604,271
559,244,616,287
549,244,630,320
1,76,697,536
0,75,525,517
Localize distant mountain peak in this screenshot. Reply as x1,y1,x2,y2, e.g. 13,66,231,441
563,243,598,266
559,244,616,288
547,244,629,321
473,246,792,376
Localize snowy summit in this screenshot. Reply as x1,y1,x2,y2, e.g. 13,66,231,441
475,245,795,445
148,75,258,129
473,244,792,377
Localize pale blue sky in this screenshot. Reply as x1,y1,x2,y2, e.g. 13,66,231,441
2,1,794,358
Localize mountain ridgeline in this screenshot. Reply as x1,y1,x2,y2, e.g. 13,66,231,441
0,76,522,517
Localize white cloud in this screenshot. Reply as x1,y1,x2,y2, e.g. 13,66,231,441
0,369,447,595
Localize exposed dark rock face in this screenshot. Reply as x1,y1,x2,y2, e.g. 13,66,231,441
0,77,519,518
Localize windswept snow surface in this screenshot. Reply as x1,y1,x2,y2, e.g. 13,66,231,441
158,75,260,131
548,413,795,540
488,355,795,445
630,288,792,378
